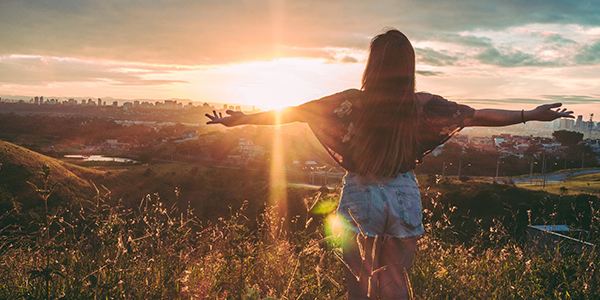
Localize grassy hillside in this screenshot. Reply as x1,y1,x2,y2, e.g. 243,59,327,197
1,143,599,298
0,140,105,208
419,178,600,245
1,174,599,299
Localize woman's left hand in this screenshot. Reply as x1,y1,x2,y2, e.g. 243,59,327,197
529,103,574,122
205,110,246,127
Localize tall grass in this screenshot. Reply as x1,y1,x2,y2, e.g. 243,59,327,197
1,166,599,299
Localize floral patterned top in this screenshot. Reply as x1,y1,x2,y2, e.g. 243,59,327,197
292,89,475,174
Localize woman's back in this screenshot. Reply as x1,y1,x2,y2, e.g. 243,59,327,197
292,89,475,176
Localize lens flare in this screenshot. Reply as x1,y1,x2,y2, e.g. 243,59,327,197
268,111,288,222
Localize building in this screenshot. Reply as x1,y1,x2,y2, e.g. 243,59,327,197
576,115,584,131
164,100,177,110
556,118,575,130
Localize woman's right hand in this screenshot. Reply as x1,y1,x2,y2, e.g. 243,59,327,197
528,103,574,122
205,110,246,127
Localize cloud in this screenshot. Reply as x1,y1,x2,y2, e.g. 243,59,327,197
459,95,600,107
541,94,600,104
461,98,548,106
429,33,493,48
416,70,444,76
475,46,562,67
340,56,358,63
574,40,600,65
416,48,460,66
0,55,189,86
2,0,600,65
112,79,189,86
540,33,577,45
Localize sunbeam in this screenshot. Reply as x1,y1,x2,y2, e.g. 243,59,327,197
269,110,288,222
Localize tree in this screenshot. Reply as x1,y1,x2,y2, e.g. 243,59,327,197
552,130,583,147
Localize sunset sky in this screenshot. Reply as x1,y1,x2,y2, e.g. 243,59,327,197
1,0,599,115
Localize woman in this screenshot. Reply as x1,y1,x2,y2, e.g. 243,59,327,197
206,29,573,299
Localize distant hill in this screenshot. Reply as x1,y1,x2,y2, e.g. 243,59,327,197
0,141,105,208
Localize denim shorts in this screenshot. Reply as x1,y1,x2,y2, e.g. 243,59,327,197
337,172,424,238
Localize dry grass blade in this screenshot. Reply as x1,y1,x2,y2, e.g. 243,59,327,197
404,267,414,300
309,192,322,211
284,259,300,298
348,209,365,236
295,287,309,300
325,274,342,289
356,234,366,263
371,235,378,274
334,251,359,281
305,217,313,229
371,265,388,275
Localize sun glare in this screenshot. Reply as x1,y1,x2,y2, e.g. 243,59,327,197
226,58,361,110
269,111,288,220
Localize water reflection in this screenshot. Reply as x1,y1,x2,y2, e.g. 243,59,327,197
64,155,139,164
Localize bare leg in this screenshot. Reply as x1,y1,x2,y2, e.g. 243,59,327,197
378,235,419,300
342,232,379,300
342,231,419,300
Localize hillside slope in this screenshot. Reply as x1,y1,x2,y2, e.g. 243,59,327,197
0,141,105,207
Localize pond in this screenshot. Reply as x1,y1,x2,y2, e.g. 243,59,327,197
64,155,139,164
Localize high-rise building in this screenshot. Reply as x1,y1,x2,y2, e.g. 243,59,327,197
98,98,102,106
556,118,575,130
576,115,584,130
34,96,39,105
164,100,176,110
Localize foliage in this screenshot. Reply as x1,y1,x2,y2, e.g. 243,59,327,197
414,180,600,299
1,164,600,299
553,130,584,147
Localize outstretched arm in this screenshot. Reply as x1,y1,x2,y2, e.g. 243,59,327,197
205,107,300,127
465,103,574,127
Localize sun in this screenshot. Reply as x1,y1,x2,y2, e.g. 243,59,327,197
228,58,353,110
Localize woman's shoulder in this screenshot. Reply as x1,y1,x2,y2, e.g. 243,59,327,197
304,89,361,105
342,88,361,98
415,92,443,107
323,88,361,102
293,89,361,121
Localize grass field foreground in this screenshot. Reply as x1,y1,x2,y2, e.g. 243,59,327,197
1,165,599,299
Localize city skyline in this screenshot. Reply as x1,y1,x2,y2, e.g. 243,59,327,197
1,0,600,115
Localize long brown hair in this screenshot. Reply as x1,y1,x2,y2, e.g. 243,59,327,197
352,29,420,178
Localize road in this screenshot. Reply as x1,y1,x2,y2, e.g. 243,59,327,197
512,169,600,185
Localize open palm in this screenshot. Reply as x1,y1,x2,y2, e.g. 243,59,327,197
531,103,574,121
205,110,246,127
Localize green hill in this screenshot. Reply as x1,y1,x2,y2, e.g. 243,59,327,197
522,172,600,196
0,141,106,208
